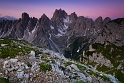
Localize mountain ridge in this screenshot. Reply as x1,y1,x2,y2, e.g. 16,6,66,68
0,9,124,52
0,16,18,22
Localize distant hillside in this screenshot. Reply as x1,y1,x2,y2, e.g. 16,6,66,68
0,16,18,22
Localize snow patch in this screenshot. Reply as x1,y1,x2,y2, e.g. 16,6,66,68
50,25,54,29
64,23,68,29
63,16,69,23
55,28,66,37
77,48,80,52
31,27,37,33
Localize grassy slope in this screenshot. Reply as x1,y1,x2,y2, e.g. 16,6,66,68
0,38,42,58
85,43,124,83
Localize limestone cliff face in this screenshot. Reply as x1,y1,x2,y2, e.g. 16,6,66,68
95,18,124,46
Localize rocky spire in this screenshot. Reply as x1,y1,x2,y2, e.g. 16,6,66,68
21,12,30,26
94,16,103,30
39,14,50,25
52,9,67,20
103,17,111,25
69,12,78,22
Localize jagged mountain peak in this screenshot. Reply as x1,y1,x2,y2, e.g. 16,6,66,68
39,14,50,25
95,16,103,22
22,12,30,20
104,17,111,21
76,16,86,23
52,8,67,20
103,17,111,25
41,13,47,17
70,12,77,17
69,12,78,22
21,12,30,26
0,16,18,22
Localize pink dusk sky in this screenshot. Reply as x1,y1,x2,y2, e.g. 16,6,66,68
0,0,124,20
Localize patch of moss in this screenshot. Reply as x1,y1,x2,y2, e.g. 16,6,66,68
115,70,124,83
41,56,47,59
35,50,42,55
72,75,80,79
90,43,124,83
74,80,85,83
27,62,32,67
96,65,111,72
100,75,111,82
45,52,50,55
87,70,99,77
0,38,37,58
0,77,11,83
50,59,55,63
39,62,52,72
64,61,73,66
76,64,86,71
87,70,112,82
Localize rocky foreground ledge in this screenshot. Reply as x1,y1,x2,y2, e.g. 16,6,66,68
0,50,119,83
0,39,119,83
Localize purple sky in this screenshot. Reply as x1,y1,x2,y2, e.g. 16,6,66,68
0,0,124,20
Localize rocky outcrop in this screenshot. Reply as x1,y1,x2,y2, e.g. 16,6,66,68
95,18,124,46
69,12,78,22
52,9,67,21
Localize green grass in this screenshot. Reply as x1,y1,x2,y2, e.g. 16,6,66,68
64,61,73,66
86,43,124,83
35,50,42,55
76,64,86,71
50,59,55,63
45,52,50,55
96,65,111,72
87,70,99,77
0,38,42,58
27,62,32,67
0,77,10,83
39,62,52,72
100,75,111,82
114,70,124,83
87,70,111,82
74,80,86,83
41,56,47,59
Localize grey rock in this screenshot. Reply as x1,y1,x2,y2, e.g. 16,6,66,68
17,71,24,78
